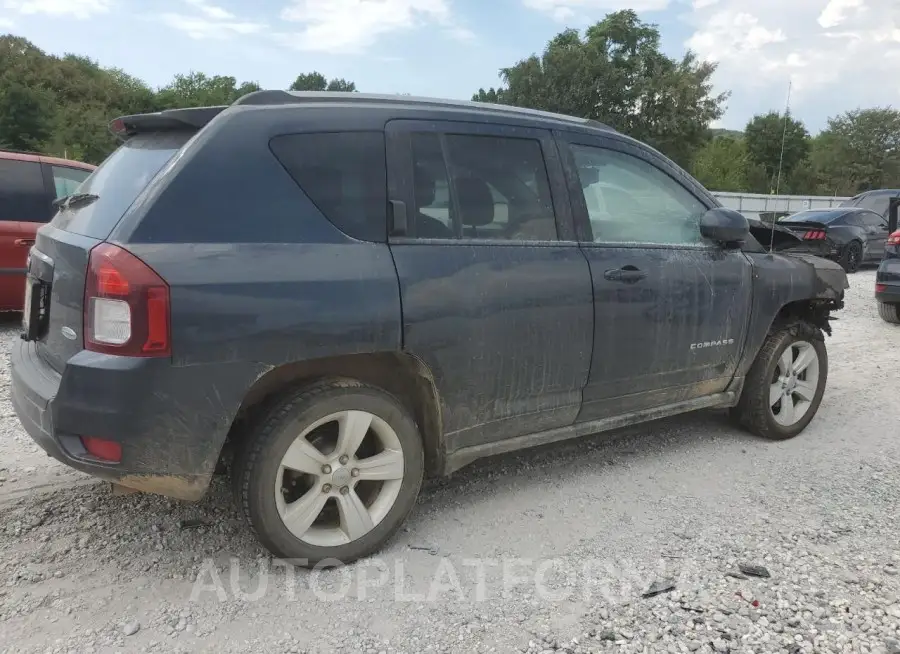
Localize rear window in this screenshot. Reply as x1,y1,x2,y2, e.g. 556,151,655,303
270,132,387,242
842,193,889,216
50,132,192,239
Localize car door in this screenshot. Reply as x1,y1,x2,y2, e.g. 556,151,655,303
859,210,889,260
0,158,53,310
556,131,752,421
385,119,594,453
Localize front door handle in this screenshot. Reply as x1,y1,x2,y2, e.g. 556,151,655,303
603,266,646,284
14,239,35,247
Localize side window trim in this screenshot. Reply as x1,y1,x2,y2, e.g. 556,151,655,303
385,119,578,244
555,130,715,249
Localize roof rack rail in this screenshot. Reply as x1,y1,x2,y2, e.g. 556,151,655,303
232,90,612,130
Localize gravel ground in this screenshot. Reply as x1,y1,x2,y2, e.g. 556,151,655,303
1,268,899,654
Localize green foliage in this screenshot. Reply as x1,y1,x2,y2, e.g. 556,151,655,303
0,35,356,164
3,28,900,200
289,72,357,92
472,87,505,103
473,10,728,167
0,79,53,151
690,137,749,192
744,112,810,190
812,108,900,195
155,72,262,108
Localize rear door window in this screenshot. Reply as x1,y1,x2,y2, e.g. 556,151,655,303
50,132,193,239
270,132,387,242
0,159,51,223
406,132,558,242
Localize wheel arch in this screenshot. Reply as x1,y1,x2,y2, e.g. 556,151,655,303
222,352,445,477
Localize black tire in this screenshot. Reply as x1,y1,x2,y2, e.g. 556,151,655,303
839,241,862,273
879,301,900,324
233,379,424,567
731,321,828,441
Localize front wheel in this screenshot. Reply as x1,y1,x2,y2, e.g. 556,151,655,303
732,322,828,440
879,301,900,324
234,380,424,566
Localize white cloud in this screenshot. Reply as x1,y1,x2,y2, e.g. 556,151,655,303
158,1,266,41
3,0,111,19
184,0,234,21
523,0,669,21
685,0,900,126
159,13,266,39
818,0,865,28
277,0,470,53
0,16,15,28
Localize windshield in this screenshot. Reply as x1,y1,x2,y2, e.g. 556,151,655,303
49,131,193,239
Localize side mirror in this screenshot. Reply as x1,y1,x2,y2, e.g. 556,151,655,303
699,207,749,245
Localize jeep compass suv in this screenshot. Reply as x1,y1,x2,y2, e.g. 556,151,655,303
10,92,847,565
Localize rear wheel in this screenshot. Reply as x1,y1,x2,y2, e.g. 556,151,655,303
839,241,862,273
732,322,828,440
878,301,900,324
234,380,424,566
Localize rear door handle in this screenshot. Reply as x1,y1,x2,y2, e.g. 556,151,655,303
14,239,35,247
604,267,646,284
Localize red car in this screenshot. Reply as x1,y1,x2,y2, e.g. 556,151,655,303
0,151,95,311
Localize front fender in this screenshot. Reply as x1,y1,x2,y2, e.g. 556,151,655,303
737,253,847,378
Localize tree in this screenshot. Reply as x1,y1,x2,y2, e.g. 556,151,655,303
812,108,900,195
155,72,260,108
471,11,728,167
0,79,53,151
744,112,810,192
290,72,357,92
690,136,749,192
472,88,505,104
326,78,356,92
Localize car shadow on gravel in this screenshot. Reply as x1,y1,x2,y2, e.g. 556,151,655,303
3,408,762,575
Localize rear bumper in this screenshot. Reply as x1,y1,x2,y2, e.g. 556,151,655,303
877,259,900,304
876,284,900,304
10,341,250,500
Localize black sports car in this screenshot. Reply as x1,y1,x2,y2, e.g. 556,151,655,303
779,207,891,273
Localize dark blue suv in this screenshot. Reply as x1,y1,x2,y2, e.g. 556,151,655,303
10,92,847,565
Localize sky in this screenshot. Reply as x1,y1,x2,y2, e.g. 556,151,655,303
1,0,899,132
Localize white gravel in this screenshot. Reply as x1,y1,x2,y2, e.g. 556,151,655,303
1,269,899,654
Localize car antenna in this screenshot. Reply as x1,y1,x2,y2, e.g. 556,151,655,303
770,79,793,254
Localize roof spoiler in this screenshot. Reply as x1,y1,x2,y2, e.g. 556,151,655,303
109,106,228,139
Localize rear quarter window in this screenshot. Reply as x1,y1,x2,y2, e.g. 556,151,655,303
270,132,387,242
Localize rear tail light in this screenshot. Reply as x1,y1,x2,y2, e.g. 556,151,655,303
888,230,900,245
81,436,122,463
877,283,887,293
84,243,171,357
803,230,827,241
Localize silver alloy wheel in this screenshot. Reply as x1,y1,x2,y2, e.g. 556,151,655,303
770,340,820,427
274,410,404,547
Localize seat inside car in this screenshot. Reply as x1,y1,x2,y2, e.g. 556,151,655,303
456,175,494,238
